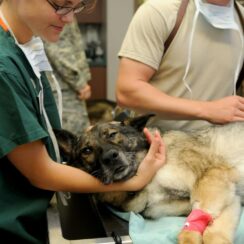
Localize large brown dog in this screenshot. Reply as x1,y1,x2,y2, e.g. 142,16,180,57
55,114,244,244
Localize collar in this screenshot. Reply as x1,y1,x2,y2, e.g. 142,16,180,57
0,17,8,31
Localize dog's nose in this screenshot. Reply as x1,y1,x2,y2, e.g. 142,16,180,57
102,149,119,164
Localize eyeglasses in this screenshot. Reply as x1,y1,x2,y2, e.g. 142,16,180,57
47,0,86,16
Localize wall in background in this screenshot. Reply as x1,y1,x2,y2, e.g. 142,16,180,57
106,0,135,101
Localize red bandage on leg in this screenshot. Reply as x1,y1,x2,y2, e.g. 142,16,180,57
182,209,213,234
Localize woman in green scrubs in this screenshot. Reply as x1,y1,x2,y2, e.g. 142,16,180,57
0,0,165,243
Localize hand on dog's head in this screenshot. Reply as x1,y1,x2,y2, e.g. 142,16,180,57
54,113,155,184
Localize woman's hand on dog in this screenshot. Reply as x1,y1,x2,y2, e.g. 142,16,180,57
143,128,166,170
133,128,166,190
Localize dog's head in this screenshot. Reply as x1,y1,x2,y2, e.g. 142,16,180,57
55,114,154,184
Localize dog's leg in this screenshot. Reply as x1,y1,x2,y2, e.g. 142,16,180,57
143,199,191,219
178,166,238,244
203,196,241,244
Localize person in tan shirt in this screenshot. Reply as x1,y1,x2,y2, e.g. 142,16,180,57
117,0,244,131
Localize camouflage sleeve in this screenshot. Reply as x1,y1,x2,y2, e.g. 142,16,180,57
45,18,91,92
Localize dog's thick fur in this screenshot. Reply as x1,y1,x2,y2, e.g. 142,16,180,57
55,115,244,244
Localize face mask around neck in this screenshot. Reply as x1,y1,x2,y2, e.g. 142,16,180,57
18,37,53,78
194,0,239,30
182,0,243,98
0,9,52,78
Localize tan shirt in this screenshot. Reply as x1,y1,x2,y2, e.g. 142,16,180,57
119,0,244,131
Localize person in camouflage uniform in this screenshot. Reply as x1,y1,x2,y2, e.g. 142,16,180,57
45,18,91,136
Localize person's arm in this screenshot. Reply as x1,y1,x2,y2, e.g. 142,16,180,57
116,58,244,124
7,129,165,193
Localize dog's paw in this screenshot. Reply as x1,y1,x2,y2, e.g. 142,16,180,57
178,230,202,244
203,231,232,244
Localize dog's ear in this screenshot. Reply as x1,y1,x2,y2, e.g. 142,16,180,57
114,110,131,121
125,114,155,131
53,129,77,163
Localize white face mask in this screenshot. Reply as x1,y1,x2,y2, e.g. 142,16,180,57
0,10,52,78
182,0,243,98
194,0,239,30
18,37,53,78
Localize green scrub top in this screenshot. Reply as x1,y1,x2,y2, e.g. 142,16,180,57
0,27,61,243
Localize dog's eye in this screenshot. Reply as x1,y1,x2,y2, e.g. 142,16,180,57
81,147,93,155
108,132,117,139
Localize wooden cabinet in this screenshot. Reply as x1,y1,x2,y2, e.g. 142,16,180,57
89,67,106,99
76,0,105,24
76,0,106,100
